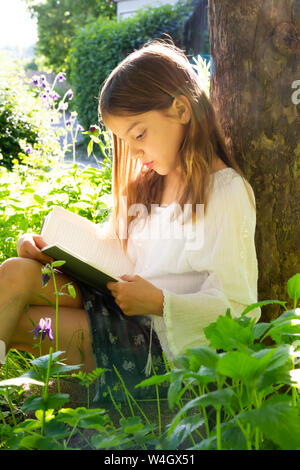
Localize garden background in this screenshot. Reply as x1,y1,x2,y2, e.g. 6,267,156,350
0,0,299,451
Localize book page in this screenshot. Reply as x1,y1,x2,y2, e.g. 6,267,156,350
40,206,135,277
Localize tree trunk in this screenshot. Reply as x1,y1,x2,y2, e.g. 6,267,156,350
184,0,209,56
208,0,300,321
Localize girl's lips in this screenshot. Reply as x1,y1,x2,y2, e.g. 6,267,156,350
144,161,154,169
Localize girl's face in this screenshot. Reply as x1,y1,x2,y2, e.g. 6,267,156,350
104,101,189,177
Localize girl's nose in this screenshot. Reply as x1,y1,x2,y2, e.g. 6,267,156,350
129,145,143,160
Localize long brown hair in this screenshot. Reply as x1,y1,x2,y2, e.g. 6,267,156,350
98,39,255,255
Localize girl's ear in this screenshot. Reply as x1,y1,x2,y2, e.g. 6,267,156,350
171,95,191,124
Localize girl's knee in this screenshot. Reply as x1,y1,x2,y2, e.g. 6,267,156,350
0,257,42,288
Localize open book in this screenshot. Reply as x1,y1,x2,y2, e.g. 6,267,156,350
40,205,135,296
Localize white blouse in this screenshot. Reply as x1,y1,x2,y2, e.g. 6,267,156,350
101,168,261,363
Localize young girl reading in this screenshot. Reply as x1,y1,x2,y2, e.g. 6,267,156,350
0,40,261,402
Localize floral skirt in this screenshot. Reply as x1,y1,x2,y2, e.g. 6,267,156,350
76,280,169,404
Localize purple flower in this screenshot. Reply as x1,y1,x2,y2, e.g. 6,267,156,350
77,124,84,132
66,89,73,100
25,147,31,154
51,92,61,101
66,119,72,127
30,318,54,342
41,265,51,287
41,272,51,286
58,102,68,111
32,75,40,86
57,72,66,82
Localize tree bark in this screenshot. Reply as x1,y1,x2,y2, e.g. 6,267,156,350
208,0,300,321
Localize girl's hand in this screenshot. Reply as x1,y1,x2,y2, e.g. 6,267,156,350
16,233,54,265
106,274,164,317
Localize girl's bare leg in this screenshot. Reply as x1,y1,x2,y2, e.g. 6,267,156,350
10,305,96,372
0,257,96,371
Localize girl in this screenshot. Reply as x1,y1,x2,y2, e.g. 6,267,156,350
0,40,260,402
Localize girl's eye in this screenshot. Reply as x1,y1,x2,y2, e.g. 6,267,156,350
136,130,145,140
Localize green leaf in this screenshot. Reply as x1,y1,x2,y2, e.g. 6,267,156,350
168,388,234,438
21,396,46,412
0,377,44,388
20,433,63,450
22,393,69,412
287,273,300,306
50,362,81,375
167,414,205,449
51,260,66,267
253,322,270,339
135,372,171,388
204,315,254,351
19,369,44,383
186,346,219,369
56,407,107,429
30,351,66,370
256,346,294,390
239,395,300,450
67,284,76,298
43,420,68,438
217,350,275,384
220,421,248,450
268,318,300,344
33,194,44,204
120,417,144,434
87,139,93,157
168,376,183,410
187,365,217,385
241,300,287,317
45,393,69,410
91,432,130,450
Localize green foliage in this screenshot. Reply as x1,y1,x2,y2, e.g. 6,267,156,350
25,0,116,76
0,54,62,171
0,205,299,450
137,274,300,450
70,1,195,131
0,150,113,264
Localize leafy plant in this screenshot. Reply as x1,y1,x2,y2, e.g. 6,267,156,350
0,54,63,171
137,273,300,450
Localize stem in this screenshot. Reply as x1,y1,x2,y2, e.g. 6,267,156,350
4,363,17,427
65,422,78,447
5,388,17,427
236,417,252,449
107,385,125,420
51,269,60,393
0,407,6,425
112,365,152,427
39,333,43,358
246,422,252,450
253,389,261,450
87,385,90,409
41,346,53,436
202,406,210,438
151,362,161,437
72,130,76,164
216,406,222,450
112,365,134,417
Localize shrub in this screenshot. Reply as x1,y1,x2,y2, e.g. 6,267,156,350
0,54,62,171
70,0,195,131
